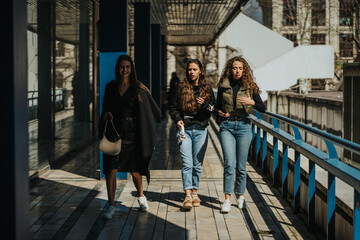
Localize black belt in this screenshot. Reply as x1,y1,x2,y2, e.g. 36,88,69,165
120,116,135,121
228,115,248,121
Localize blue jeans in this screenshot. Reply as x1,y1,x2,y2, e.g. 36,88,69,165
178,124,208,190
219,118,252,195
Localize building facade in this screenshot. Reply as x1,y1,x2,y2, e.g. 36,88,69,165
259,0,359,63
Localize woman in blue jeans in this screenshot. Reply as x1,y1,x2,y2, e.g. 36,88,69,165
169,59,215,210
216,56,265,213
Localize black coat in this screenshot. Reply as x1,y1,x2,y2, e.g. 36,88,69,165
99,80,161,182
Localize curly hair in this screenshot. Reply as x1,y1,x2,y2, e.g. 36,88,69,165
218,56,260,94
179,59,210,112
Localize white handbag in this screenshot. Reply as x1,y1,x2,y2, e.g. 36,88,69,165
99,120,121,156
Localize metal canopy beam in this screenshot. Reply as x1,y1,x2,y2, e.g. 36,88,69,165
129,0,247,45
27,0,247,46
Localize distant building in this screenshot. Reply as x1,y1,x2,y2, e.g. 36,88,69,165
259,0,359,62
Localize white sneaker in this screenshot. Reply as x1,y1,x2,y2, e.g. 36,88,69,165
221,199,231,213
103,205,115,220
138,196,149,212
237,196,245,209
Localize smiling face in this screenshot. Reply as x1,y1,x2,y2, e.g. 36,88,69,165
118,60,131,78
231,61,244,80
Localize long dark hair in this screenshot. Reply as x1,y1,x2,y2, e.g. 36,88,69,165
180,59,210,112
115,54,150,101
218,56,259,94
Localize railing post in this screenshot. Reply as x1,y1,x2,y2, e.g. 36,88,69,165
251,123,256,162
291,126,302,213
255,111,262,167
324,140,338,240
262,131,267,173
272,118,279,185
256,126,261,167
308,160,315,230
354,189,360,240
282,143,288,199
327,173,335,240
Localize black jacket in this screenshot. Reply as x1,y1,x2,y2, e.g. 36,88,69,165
168,84,215,127
99,80,161,182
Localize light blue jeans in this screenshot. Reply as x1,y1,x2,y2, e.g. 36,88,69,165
219,118,252,195
178,124,208,190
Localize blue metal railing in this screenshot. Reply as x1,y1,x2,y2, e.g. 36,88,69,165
250,110,360,240
27,89,65,120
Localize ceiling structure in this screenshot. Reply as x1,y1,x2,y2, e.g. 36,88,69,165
128,0,248,45
27,0,248,46
27,0,96,44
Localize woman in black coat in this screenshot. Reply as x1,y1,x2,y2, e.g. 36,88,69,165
99,54,161,219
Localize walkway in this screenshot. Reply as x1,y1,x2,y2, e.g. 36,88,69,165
29,116,316,239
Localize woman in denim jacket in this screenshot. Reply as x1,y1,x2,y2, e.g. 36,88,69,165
169,59,215,210
216,56,265,213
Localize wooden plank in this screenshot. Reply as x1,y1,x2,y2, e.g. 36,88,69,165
214,181,253,240
194,181,218,240
30,182,72,228
152,183,170,239
63,183,108,240
164,181,186,240
130,182,162,240
33,181,100,239
185,198,196,240
118,181,140,240
96,181,135,240
208,181,230,240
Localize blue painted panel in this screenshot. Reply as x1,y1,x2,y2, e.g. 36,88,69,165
294,150,300,213
308,160,315,229
327,173,335,240
325,140,338,159
273,137,278,185
251,124,256,162
354,190,360,240
262,131,267,173
256,126,261,167
282,143,288,199
99,52,127,180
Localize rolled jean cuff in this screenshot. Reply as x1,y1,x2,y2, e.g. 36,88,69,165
184,186,194,190
235,192,245,195
224,192,234,195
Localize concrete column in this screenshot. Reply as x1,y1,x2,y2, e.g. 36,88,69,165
161,35,167,87
37,0,53,139
135,2,151,89
0,0,30,238
343,63,360,165
328,0,339,52
151,24,161,107
298,0,311,45
99,0,128,179
272,0,283,33
76,0,90,122
99,0,128,52
218,33,227,79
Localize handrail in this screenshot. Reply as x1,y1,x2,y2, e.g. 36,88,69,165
249,110,360,240
264,110,360,156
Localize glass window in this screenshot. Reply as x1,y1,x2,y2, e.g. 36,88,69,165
339,0,355,26
283,33,297,45
27,0,95,176
283,0,297,26
312,0,326,26
311,34,326,44
339,34,353,57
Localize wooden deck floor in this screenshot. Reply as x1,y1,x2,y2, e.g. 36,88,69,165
30,116,316,240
